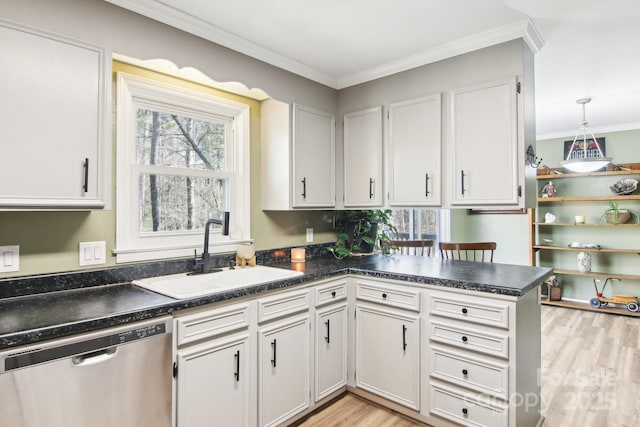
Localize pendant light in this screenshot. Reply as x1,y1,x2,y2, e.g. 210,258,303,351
561,98,611,173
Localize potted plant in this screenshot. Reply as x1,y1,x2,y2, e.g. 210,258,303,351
327,209,397,259
601,201,639,224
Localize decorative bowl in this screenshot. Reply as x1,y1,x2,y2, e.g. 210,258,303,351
610,178,638,195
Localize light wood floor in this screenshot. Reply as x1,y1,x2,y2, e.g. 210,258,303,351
298,305,640,427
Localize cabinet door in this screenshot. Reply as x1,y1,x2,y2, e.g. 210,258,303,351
175,334,250,427
343,107,383,207
292,104,335,208
258,314,310,427
315,303,347,401
355,304,420,410
388,95,442,206
450,77,518,206
0,22,107,209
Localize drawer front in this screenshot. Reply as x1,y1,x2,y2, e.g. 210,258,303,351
175,303,250,346
428,292,509,329
315,279,348,307
430,382,508,427
355,280,420,312
429,320,509,359
258,289,309,323
430,346,509,399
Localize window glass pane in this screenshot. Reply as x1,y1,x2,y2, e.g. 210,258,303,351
139,174,226,233
136,108,226,171
391,208,438,240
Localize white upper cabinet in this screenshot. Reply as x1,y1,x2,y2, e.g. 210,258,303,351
261,100,335,210
449,77,519,206
388,95,442,206
343,106,383,207
0,21,109,209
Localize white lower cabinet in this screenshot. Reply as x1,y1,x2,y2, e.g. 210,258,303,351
257,290,311,427
424,288,541,427
258,315,310,426
169,276,540,427
354,279,420,410
173,302,252,427
315,303,348,400
175,335,250,427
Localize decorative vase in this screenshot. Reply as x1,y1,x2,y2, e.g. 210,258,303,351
577,252,592,273
606,209,631,224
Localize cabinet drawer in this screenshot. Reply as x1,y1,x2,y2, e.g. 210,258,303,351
258,289,309,323
429,320,508,359
428,292,509,329
315,279,348,307
175,303,250,346
355,280,420,312
430,346,509,399
430,382,508,427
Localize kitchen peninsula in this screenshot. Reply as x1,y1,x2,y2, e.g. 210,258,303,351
0,251,551,427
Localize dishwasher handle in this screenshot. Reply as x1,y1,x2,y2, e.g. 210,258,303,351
72,347,117,366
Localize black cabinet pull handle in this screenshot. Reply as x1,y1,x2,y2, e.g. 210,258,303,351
460,170,466,196
461,335,468,342
234,350,240,381
425,173,429,197
369,178,374,199
462,368,468,376
331,291,336,298
325,319,330,343
83,158,89,193
402,324,407,351
301,177,307,199
270,339,277,367
462,307,468,314
462,408,468,415
382,293,387,299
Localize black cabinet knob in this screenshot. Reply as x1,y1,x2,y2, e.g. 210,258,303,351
382,293,387,299
462,307,468,314
462,369,468,376
462,408,468,415
461,335,468,342
331,291,336,297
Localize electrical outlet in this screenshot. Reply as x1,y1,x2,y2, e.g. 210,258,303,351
306,228,313,243
0,245,19,273
79,241,106,266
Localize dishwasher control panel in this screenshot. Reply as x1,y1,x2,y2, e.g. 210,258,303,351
1,317,171,373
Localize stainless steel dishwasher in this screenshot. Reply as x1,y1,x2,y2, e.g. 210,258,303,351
0,316,173,427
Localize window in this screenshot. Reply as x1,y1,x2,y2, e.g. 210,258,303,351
390,208,449,255
115,71,250,262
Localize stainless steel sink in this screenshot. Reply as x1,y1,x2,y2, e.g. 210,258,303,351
132,265,304,299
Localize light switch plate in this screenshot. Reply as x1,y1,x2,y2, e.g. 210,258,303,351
79,241,106,266
0,245,19,273
306,228,313,243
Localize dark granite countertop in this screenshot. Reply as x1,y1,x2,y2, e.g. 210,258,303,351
0,254,552,350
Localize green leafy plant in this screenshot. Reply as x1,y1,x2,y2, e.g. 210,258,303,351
600,201,639,224
327,209,397,259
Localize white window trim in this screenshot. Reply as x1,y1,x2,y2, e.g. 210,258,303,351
114,72,250,263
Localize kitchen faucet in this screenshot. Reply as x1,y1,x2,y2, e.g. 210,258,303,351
190,212,230,275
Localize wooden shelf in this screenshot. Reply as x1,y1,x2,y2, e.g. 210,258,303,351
551,269,640,281
533,222,640,227
540,299,640,317
538,195,640,202
532,245,640,254
536,164,640,180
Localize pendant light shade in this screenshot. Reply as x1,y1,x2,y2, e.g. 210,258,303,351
561,98,611,173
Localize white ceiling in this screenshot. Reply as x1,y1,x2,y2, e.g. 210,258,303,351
108,0,640,139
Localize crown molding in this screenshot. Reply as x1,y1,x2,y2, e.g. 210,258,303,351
106,1,544,90
105,0,339,88
337,19,544,89
537,122,640,141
